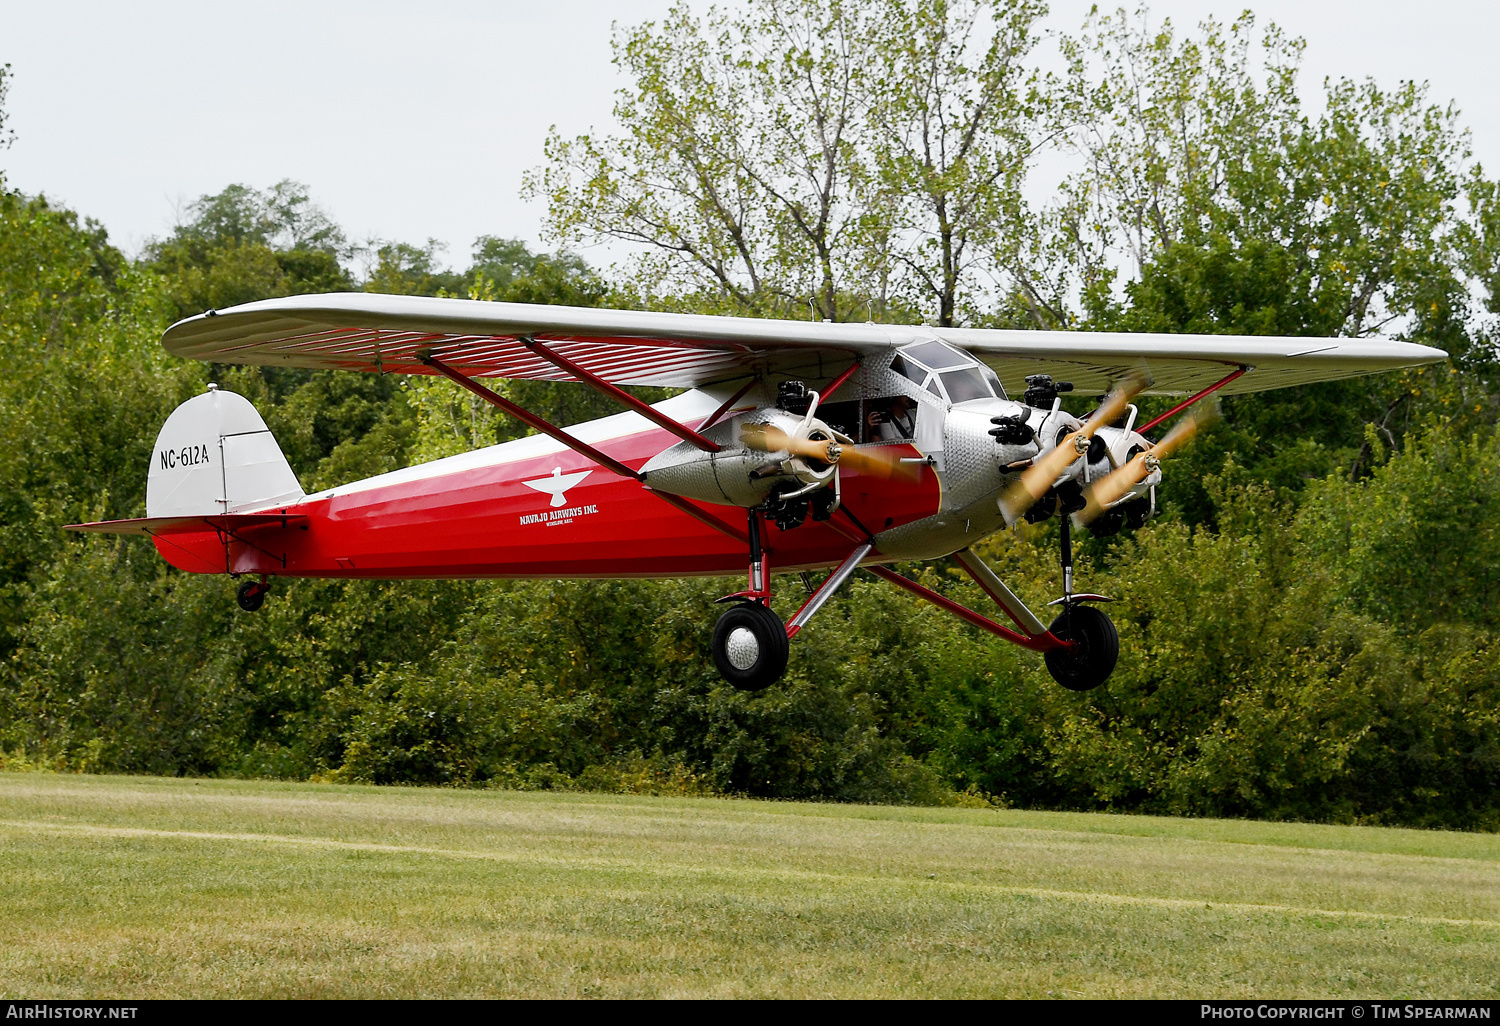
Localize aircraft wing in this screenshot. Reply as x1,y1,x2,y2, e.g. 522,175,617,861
162,293,1447,395
944,329,1446,398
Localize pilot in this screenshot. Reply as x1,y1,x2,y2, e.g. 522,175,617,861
866,395,916,441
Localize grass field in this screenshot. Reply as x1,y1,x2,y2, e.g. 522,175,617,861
1,773,1497,998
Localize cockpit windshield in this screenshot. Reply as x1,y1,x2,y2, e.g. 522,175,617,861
892,341,1006,402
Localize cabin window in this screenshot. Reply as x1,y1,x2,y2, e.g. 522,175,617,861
815,399,861,440
890,353,925,387
939,368,993,403
864,396,918,441
979,363,1007,400
904,341,971,370
816,396,922,442
892,340,1004,402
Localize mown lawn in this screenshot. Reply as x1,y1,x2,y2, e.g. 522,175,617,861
0,772,1496,998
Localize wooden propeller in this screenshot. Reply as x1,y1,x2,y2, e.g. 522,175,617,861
998,374,1146,522
1074,411,1205,524
740,422,915,480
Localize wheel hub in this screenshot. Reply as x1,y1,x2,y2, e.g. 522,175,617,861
725,626,761,670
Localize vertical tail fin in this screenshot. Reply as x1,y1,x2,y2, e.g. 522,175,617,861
146,385,304,517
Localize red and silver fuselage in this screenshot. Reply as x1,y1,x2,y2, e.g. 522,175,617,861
151,390,946,580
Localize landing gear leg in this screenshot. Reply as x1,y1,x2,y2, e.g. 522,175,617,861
1043,514,1118,690
236,576,269,612
711,510,788,690
1059,509,1074,604
747,508,769,602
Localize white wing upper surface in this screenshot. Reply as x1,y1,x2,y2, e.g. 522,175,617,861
162,292,1447,396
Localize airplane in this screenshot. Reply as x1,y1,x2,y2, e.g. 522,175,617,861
67,294,1446,692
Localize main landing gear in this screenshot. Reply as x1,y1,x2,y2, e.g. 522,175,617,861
707,506,1119,693
235,577,270,612
711,510,789,691
1041,506,1118,691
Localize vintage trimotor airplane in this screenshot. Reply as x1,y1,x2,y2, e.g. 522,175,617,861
67,295,1445,691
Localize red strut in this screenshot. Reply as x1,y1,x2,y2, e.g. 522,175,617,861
422,355,642,481
521,337,721,452
1138,366,1246,434
866,566,1068,653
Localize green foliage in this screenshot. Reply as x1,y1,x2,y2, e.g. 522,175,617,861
1058,10,1490,523
1299,421,1500,631
529,0,1051,325
143,181,353,321
2,4,1499,828
0,184,191,658
5,539,243,775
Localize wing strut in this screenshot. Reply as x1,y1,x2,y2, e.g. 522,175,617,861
819,358,862,403
423,354,751,545
520,337,722,452
786,542,873,639
421,355,643,481
645,489,751,545
1138,366,1246,434
700,378,758,430
951,548,1049,636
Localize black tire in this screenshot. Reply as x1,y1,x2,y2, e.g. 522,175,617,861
236,580,266,612
712,602,789,691
1044,604,1118,691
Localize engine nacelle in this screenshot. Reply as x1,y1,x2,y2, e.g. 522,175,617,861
640,408,843,508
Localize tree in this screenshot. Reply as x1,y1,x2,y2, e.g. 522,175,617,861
531,0,876,320
0,64,15,155
1048,9,1481,520
1052,11,1305,285
529,0,1048,325
864,0,1049,326
144,181,353,320
1057,9,1471,347
360,239,461,297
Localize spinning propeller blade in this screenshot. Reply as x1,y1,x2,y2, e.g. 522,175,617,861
998,374,1146,522
1074,408,1210,524
741,422,823,461
740,423,913,480
836,445,915,480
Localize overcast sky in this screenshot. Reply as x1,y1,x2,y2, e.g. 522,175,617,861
3,1,1497,269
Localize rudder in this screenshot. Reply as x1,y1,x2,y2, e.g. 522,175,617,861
147,384,304,517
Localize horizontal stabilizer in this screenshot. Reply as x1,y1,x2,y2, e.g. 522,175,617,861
65,513,307,537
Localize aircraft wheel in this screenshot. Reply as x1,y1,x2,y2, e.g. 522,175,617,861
712,602,789,691
1043,604,1118,691
236,580,267,612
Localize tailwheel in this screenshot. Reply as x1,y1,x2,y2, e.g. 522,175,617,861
236,579,269,613
712,602,789,692
1044,605,1118,691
